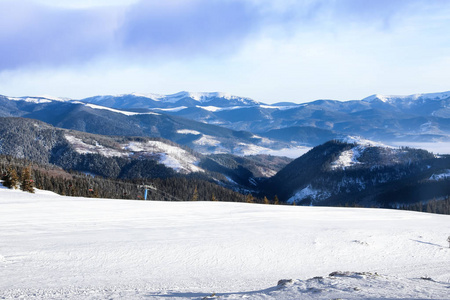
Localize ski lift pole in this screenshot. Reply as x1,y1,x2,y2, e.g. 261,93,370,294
138,184,157,201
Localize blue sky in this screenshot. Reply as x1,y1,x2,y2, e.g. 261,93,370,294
0,0,449,103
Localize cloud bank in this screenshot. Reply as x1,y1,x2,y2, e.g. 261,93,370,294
0,0,262,70
2,0,446,71
1,0,449,102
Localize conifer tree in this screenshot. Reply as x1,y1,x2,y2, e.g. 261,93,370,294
20,166,35,193
192,186,198,201
273,195,279,205
263,196,270,205
3,166,19,189
211,194,217,201
245,193,254,203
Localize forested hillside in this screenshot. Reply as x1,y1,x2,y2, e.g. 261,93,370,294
261,140,450,209
0,154,251,203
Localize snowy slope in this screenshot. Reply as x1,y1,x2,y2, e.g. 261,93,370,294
65,134,203,174
0,188,449,299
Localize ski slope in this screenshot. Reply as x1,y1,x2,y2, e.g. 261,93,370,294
0,187,449,299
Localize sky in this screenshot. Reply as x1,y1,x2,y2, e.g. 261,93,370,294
0,0,450,104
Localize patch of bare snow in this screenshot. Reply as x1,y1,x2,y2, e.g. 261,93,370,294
154,106,187,112
83,103,160,116
331,146,363,170
176,129,201,135
124,141,203,173
65,135,125,157
429,170,450,181
198,105,223,112
193,135,221,147
287,184,331,205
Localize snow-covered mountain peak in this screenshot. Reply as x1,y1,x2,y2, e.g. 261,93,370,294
85,91,260,107
7,95,71,103
129,92,165,100
362,94,390,103
339,136,389,148
164,91,260,105
362,91,450,103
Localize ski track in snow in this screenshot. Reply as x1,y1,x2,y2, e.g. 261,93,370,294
0,188,449,299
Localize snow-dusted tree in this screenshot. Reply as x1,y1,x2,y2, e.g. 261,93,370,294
447,236,450,248
3,166,19,189
20,166,35,193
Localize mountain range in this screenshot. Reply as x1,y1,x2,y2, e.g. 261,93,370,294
0,90,449,207
78,90,450,144
0,94,303,156
4,90,449,150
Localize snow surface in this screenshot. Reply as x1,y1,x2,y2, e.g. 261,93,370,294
154,106,188,112
1,188,449,299
176,129,202,135
83,103,160,116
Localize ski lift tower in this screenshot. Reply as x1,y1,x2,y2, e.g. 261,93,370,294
138,184,157,200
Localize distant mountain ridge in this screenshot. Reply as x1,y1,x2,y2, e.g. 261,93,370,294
362,91,450,103
2,89,450,151
75,90,450,144
0,94,302,156
81,91,260,109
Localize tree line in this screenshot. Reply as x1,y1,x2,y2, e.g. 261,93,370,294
0,154,278,204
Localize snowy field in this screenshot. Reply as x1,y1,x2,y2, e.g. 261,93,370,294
1,187,449,299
